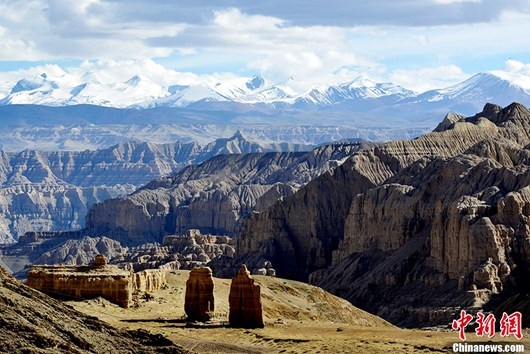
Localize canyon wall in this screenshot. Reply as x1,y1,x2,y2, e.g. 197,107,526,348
238,103,530,325
0,132,309,244
237,104,502,280
86,142,364,244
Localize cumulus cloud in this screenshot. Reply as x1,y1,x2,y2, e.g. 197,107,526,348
1,0,530,91
389,65,469,92
1,0,529,61
490,60,530,89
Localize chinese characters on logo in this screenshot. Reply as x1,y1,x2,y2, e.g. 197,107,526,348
452,310,523,341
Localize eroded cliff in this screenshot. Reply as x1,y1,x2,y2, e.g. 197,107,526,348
86,142,365,244
237,104,503,280
238,103,530,325
0,132,309,244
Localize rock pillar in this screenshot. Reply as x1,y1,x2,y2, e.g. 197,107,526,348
229,264,264,328
185,267,215,321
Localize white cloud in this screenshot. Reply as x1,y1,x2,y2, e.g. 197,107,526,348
0,1,530,92
389,65,469,92
490,60,530,89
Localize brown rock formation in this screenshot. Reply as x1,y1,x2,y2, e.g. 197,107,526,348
229,265,264,328
163,229,236,268
27,264,133,308
236,103,530,326
85,143,364,244
184,267,215,321
27,257,168,308
237,106,505,280
93,254,107,267
134,269,167,292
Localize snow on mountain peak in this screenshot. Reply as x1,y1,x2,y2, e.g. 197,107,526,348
488,70,530,91
1,66,529,110
347,76,377,88
438,72,523,97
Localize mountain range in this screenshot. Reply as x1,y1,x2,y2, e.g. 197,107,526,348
2,71,530,125
78,102,530,328
1,68,529,153
0,73,407,108
0,132,311,244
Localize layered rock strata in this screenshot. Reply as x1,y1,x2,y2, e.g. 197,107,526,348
27,263,133,308
134,269,167,293
2,229,236,277
229,265,264,328
0,266,190,353
184,267,215,321
237,103,530,325
162,229,235,267
0,132,310,244
86,142,366,244
26,256,167,308
238,105,504,280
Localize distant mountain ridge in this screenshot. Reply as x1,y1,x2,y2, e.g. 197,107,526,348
0,132,312,243
85,141,367,244
2,70,529,118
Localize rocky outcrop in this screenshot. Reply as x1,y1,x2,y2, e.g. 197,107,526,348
0,183,131,244
1,229,235,277
86,142,365,244
27,263,133,308
133,269,167,293
115,243,180,272
229,265,264,328
27,256,168,308
184,267,215,321
238,107,501,280
109,229,235,272
35,236,128,266
163,229,235,266
237,103,530,326
0,266,190,354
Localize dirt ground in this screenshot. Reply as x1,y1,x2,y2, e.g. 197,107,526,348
67,270,530,353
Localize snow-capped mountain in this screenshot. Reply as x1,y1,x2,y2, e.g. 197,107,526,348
386,73,530,120
0,72,168,107
0,71,295,108
0,69,418,109
292,77,415,109
1,69,530,129
408,73,530,106
145,75,294,108
4,69,528,114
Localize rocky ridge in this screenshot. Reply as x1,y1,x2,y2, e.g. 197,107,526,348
86,142,366,244
0,132,311,244
3,230,236,278
237,102,530,326
238,105,501,279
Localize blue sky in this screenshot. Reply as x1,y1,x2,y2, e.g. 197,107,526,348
1,0,530,91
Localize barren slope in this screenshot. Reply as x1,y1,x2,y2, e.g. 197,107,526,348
67,270,530,353
0,267,190,353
